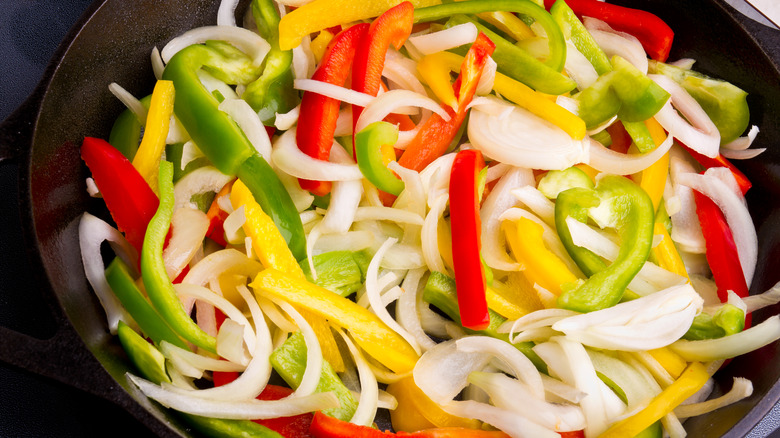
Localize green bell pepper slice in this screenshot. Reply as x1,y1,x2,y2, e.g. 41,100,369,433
105,258,189,350
555,174,655,312
649,60,750,144
622,120,656,153
423,271,548,373
108,95,152,160
299,250,370,297
355,121,405,196
415,0,576,95
270,332,358,421
142,161,217,353
683,304,745,340
243,0,299,124
575,56,670,129
550,0,611,75
537,166,594,199
163,43,306,260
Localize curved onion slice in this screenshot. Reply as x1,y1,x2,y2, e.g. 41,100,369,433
413,340,492,405
128,374,339,419
161,26,270,67
564,42,599,90
443,400,559,438
161,341,245,374
219,98,272,161
721,148,765,160
217,0,240,26
151,47,165,80
676,171,757,287
468,99,587,170
587,133,674,175
584,17,648,74
79,213,136,333
481,167,534,271
499,309,580,335
174,283,256,351
272,298,323,398
353,206,424,226
511,186,556,227
108,83,147,123
421,194,449,273
319,146,363,234
670,316,780,362
173,166,233,211
668,146,706,253
356,89,450,133
163,207,209,280
396,268,437,352
275,105,300,131
272,129,363,181
292,35,315,81
674,378,752,419
456,336,544,399
337,330,379,426
552,284,703,351
294,79,379,109
650,74,720,158
183,249,263,287
722,125,759,151
408,23,478,55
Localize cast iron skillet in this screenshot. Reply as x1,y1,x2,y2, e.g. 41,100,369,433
0,0,778,436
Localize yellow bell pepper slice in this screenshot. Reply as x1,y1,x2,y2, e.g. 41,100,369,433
599,362,709,438
496,272,545,317
417,52,459,111
251,269,420,374
477,11,535,41
485,286,530,320
652,223,689,280
278,0,441,50
310,29,334,64
504,217,578,296
416,51,585,140
648,347,687,379
132,80,175,194
231,180,345,371
386,376,481,432
638,118,670,210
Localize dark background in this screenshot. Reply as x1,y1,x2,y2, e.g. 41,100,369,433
0,0,779,437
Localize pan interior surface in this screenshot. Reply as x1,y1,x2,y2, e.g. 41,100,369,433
23,0,780,436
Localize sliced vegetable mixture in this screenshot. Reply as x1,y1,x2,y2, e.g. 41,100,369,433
78,0,780,437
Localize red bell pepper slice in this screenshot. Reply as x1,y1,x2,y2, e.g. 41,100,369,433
213,371,314,437
81,137,159,255
684,147,752,195
397,32,495,173
309,411,511,438
296,23,370,197
351,1,415,147
205,179,235,247
693,190,751,327
543,0,674,62
449,149,490,330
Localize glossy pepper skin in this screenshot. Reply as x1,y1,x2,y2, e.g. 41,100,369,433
242,0,299,124
550,0,611,75
296,23,369,196
355,121,405,196
163,44,306,261
555,175,655,312
80,137,159,256
543,0,674,62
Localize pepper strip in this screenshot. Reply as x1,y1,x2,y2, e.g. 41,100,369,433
163,44,306,260
398,33,495,173
109,95,152,160
550,0,611,75
477,11,534,41
296,23,369,196
251,269,419,374
352,1,415,140
543,0,674,62
685,147,752,195
555,175,655,312
132,80,175,194
387,376,481,432
356,122,405,196
647,348,687,379
418,50,585,140
599,362,709,438
105,258,188,349
81,137,159,256
231,180,346,371
142,161,216,352
310,411,511,438
504,217,578,296
638,118,669,210
449,149,490,330
278,0,440,50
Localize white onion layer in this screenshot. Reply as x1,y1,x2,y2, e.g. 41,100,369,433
272,128,363,181
161,26,270,67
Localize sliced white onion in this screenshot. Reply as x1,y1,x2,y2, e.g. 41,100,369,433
219,98,272,161
584,17,648,74
744,281,780,314
542,374,588,404
128,374,339,419
161,341,245,374
292,35,315,80
564,41,599,90
78,213,136,334
456,336,544,399
408,23,478,56
668,146,706,253
421,194,449,274
334,107,354,137
197,70,240,101
721,148,765,160
552,284,703,351
173,166,233,211
670,315,780,362
722,125,759,151
587,133,674,175
511,186,556,228
413,340,492,405
650,74,720,158
295,79,414,113
311,230,375,255
396,268,437,352
161,26,270,67
674,377,753,419
151,47,165,80
216,319,251,366
256,296,298,333
275,105,300,131
676,171,757,287
337,330,379,426
217,0,239,27
355,89,450,141
163,207,209,280
108,82,147,123
272,298,323,397
468,98,588,170
444,400,559,438
86,178,101,197
319,147,363,234
476,56,497,96
272,129,363,181
628,350,675,388
499,309,580,334
273,166,314,213
179,140,204,170
481,167,534,271
353,206,424,226
379,243,426,270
